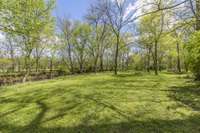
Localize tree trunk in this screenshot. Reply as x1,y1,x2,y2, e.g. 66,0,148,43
147,47,151,72
114,34,120,75
50,59,53,79
35,58,39,72
176,42,181,73
93,48,99,73
23,54,31,82
100,54,104,71
93,56,98,73
154,41,158,75
79,54,84,73
185,62,189,73
23,71,30,83
10,49,15,72
67,43,74,74
159,59,162,72
79,63,83,73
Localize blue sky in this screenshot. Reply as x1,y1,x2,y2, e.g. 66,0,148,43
53,0,93,20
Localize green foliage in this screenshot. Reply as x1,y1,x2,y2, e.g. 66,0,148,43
72,22,92,57
139,12,164,41
131,54,145,70
0,0,55,76
187,31,200,80
1,0,55,36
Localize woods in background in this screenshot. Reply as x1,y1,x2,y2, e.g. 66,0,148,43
0,0,200,83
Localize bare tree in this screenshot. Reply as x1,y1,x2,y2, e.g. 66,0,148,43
58,17,75,73
95,0,136,75
86,4,109,72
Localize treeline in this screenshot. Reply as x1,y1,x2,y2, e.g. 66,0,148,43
0,20,132,75
0,0,200,81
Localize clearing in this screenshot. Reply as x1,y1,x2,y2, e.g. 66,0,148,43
0,72,200,133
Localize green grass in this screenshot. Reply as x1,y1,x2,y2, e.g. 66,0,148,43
0,72,200,133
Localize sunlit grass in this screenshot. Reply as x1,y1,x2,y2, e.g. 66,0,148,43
0,72,200,133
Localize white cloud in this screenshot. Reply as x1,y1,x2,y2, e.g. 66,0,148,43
124,0,156,20
0,32,5,42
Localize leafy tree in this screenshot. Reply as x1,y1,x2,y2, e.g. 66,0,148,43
58,17,75,73
138,11,165,75
1,0,55,81
72,22,92,73
187,31,200,80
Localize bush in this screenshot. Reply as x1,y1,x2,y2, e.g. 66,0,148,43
187,31,200,80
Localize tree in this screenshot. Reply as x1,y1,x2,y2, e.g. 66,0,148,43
187,31,200,80
2,34,16,72
139,11,165,75
92,0,138,75
72,22,92,73
138,24,154,72
58,17,75,74
86,5,109,72
0,0,55,82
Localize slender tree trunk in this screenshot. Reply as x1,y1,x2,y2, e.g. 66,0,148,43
67,42,74,74
147,47,151,72
80,63,83,73
22,37,32,82
100,54,104,71
10,49,15,72
114,33,120,75
50,59,53,79
185,62,189,73
35,58,39,72
159,59,162,72
93,45,99,72
79,53,84,73
176,42,181,73
23,71,30,83
93,56,99,73
23,54,31,82
154,41,158,75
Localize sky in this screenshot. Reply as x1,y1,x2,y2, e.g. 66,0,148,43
53,0,94,20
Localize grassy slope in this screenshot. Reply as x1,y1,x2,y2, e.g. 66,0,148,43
0,72,200,133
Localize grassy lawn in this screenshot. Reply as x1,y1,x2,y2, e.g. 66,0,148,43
0,72,200,133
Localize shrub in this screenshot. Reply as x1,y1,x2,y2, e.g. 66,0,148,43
187,31,200,80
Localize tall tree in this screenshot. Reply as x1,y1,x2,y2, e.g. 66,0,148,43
72,23,91,73
58,17,75,73
93,0,137,75
1,0,55,81
139,11,165,75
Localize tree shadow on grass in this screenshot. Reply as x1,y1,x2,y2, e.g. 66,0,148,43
1,73,200,132
1,114,200,133
169,81,200,111
1,91,200,133
23,101,48,131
